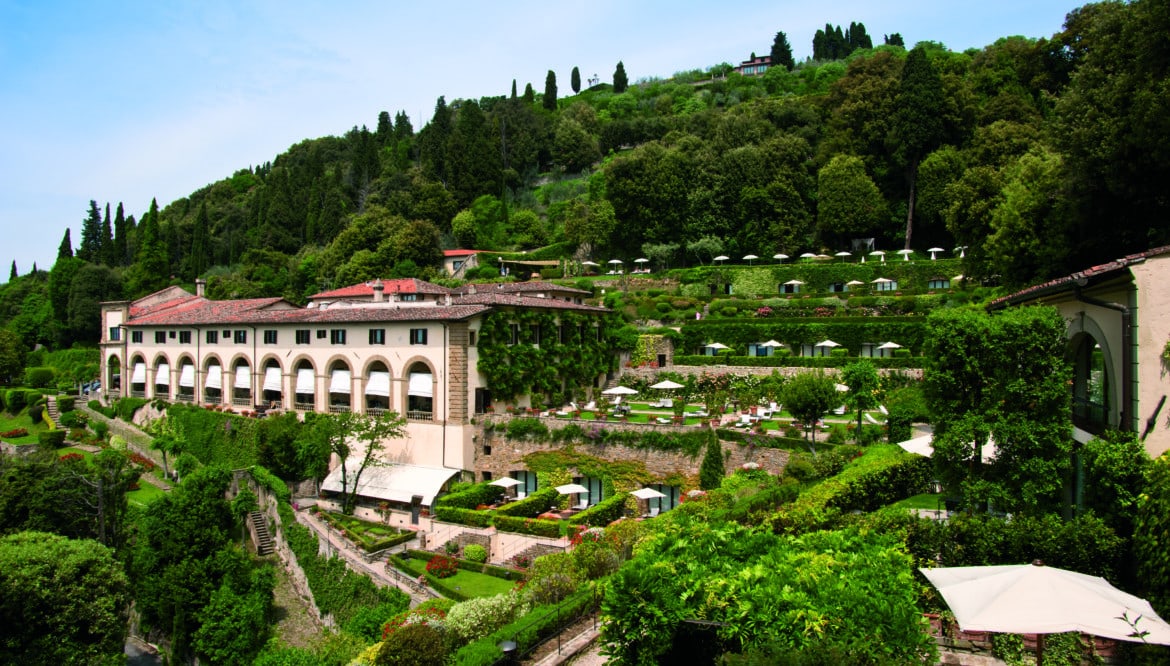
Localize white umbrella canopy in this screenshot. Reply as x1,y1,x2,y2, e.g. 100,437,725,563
773,253,788,262
877,341,902,350
799,252,817,259
631,487,667,500
897,249,914,261
783,279,804,286
845,280,865,287
743,254,758,265
705,342,730,350
921,562,1170,645
759,339,783,348
489,477,523,488
601,385,639,396
928,247,945,260
634,257,649,264
556,483,590,495
896,431,997,463
649,379,685,390
834,383,850,392
713,255,729,263
581,260,599,267
814,339,840,348
834,251,852,260
872,277,892,284
869,250,886,262
608,258,623,265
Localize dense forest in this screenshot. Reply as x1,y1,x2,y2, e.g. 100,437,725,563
2,0,1167,355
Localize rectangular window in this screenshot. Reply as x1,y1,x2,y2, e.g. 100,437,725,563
169,330,176,339
509,324,520,346
263,330,277,344
222,330,231,339
295,329,310,345
155,331,166,344
369,328,386,345
131,331,143,343
330,329,347,345
558,325,566,344
316,329,327,339
400,293,418,302
206,330,218,344
409,328,428,345
234,330,247,344
530,325,541,346
108,327,121,341
179,331,191,344
468,330,477,347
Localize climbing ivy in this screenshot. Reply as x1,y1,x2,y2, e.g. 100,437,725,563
477,309,623,401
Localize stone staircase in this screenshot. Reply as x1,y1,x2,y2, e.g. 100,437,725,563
45,396,60,425
249,511,274,556
505,542,563,568
439,532,491,557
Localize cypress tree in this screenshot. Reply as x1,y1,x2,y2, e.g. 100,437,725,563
769,31,795,71
130,198,169,294
571,66,581,93
511,79,518,100
190,201,210,279
699,428,724,490
57,229,74,260
889,46,944,249
543,70,558,111
523,83,535,105
613,61,628,93
9,261,16,281
884,33,905,47
78,200,102,262
100,202,115,265
113,203,128,266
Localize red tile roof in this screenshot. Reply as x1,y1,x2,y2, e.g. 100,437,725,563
128,296,296,326
309,278,454,300
990,245,1170,310
443,249,485,257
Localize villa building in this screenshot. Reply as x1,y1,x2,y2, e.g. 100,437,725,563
991,245,1170,457
99,277,613,511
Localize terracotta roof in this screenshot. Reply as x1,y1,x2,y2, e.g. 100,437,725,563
457,281,592,296
443,249,485,257
990,244,1170,310
309,278,454,300
128,297,296,326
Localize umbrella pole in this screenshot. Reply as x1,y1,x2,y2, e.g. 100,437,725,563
1036,633,1045,665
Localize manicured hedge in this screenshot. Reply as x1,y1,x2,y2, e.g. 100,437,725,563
451,587,599,666
567,492,629,527
37,430,66,448
435,481,505,509
826,455,933,513
673,355,923,369
58,396,75,412
404,550,523,581
493,515,562,538
250,464,291,503
494,487,559,518
114,397,149,421
434,505,494,528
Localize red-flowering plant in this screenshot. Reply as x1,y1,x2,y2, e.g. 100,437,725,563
425,554,458,578
59,452,84,463
0,428,29,438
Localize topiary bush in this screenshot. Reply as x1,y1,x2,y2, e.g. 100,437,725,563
58,396,75,412
38,430,66,448
375,622,447,666
24,367,55,388
463,544,487,564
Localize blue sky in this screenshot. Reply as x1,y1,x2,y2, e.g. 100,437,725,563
0,0,1078,277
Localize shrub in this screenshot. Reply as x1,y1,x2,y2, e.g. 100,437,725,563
28,403,44,423
375,623,447,666
87,399,102,411
38,430,66,448
435,482,505,509
426,554,458,579
59,411,87,429
58,396,75,412
568,492,628,527
463,544,487,563
114,397,148,421
0,428,28,439
5,389,27,414
92,421,109,441
109,435,128,450
445,592,528,644
24,367,55,388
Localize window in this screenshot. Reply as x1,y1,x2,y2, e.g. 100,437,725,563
509,324,520,345
179,331,191,344
530,325,541,346
330,329,347,345
222,330,230,339
131,331,143,343
169,330,176,339
400,293,418,302
295,329,310,345
829,282,845,293
316,329,327,339
468,330,477,346
596,327,602,342
263,330,277,344
927,279,951,290
558,325,566,344
155,331,166,344
875,280,898,292
369,328,386,345
409,328,428,345
234,330,247,344
108,327,121,341
206,330,218,344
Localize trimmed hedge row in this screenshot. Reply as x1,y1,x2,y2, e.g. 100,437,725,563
493,487,559,518
38,430,66,448
493,515,563,538
826,455,934,513
568,492,629,527
435,481,505,509
434,505,494,528
451,587,600,666
674,355,924,369
404,549,524,581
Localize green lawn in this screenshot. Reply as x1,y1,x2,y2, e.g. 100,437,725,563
397,556,517,598
889,492,945,511
128,481,167,507
0,410,49,444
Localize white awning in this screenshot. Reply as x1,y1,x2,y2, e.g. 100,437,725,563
320,462,459,506
366,371,391,397
295,367,315,394
155,363,170,386
263,366,282,392
178,363,195,388
330,368,352,394
205,364,222,390
234,366,251,390
408,372,433,398
131,362,146,384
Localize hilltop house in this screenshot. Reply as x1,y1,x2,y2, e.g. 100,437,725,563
735,54,771,76
99,277,614,513
990,245,1170,457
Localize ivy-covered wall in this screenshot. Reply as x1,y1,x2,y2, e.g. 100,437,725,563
678,317,928,356
476,309,621,401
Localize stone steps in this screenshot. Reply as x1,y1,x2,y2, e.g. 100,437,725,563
250,511,274,556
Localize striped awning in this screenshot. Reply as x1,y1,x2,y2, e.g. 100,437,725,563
178,363,195,388
263,366,282,392
366,371,391,397
330,369,352,394
205,364,222,390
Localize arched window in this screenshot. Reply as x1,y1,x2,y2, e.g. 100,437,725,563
365,361,391,415
328,360,352,414
106,356,122,397
177,360,196,402
204,360,223,404
232,360,251,407
293,361,316,411
406,362,434,421
262,360,283,409
154,360,171,399
1072,334,1110,430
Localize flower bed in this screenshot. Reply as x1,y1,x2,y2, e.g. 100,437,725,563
0,428,29,438
316,510,416,552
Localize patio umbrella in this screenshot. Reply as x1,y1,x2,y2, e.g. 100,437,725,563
631,487,667,500
743,254,758,265
799,252,817,259
834,251,851,261
897,249,914,261
928,247,945,260
608,259,623,265
869,250,886,262
921,562,1170,662
581,260,599,269
556,483,589,495
649,379,685,390
956,245,967,258
601,385,639,396
713,255,729,264
634,257,648,264
845,280,865,288
834,383,849,392
773,253,788,262
705,342,730,350
814,339,840,348
489,477,523,488
759,340,783,348
872,277,892,284
783,279,804,286
877,341,902,350
896,431,997,463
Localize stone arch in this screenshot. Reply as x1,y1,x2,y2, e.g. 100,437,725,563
152,353,173,399
230,355,253,407
1067,312,1118,430
291,357,318,411
327,358,353,412
203,354,225,404
259,355,285,408
175,354,197,402
402,357,437,421
106,354,122,394
363,358,393,415
129,353,147,397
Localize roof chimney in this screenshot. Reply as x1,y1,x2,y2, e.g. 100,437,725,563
372,279,384,303
195,278,206,297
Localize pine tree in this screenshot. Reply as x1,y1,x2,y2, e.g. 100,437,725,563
8,261,15,281
769,31,795,71
375,111,392,146
511,79,518,100
699,429,724,490
884,33,905,47
190,201,210,279
543,70,558,111
57,229,74,260
100,203,114,265
523,83,535,105
78,200,102,262
889,46,944,250
571,66,581,93
613,61,628,93
129,198,169,294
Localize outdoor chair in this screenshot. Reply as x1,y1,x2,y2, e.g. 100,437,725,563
582,400,597,411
